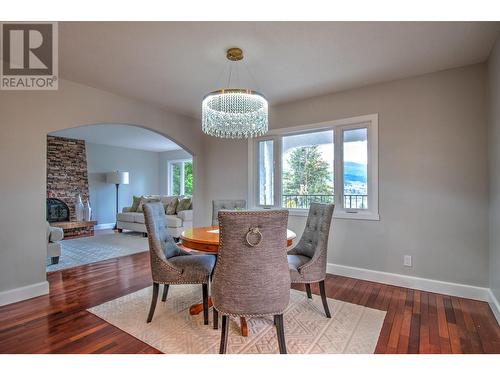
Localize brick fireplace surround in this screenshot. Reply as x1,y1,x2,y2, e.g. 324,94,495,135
47,135,92,236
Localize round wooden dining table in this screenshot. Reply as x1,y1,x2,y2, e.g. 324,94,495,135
179,225,296,336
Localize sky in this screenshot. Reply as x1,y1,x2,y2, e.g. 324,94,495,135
344,141,367,164
281,128,368,169
283,140,367,171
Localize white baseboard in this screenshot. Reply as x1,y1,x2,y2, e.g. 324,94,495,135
0,281,49,307
327,263,490,302
488,289,500,325
94,223,115,230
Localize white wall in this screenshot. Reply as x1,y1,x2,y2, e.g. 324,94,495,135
86,142,161,225
488,36,500,303
203,64,490,288
159,149,192,195
0,78,206,304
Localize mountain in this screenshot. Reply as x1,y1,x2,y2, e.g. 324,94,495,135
344,162,367,183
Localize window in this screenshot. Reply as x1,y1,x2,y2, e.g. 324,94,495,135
343,127,368,209
168,159,193,196
282,130,334,208
250,114,378,220
257,139,274,206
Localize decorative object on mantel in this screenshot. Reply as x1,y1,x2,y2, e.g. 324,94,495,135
202,47,268,139
106,171,129,229
83,199,92,221
75,194,84,221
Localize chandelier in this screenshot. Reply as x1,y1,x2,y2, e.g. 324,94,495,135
202,48,268,139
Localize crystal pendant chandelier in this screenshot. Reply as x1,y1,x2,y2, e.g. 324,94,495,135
202,48,268,139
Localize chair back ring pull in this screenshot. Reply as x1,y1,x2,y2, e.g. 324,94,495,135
246,227,262,247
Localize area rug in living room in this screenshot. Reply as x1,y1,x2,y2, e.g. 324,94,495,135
46,232,148,272
88,284,386,354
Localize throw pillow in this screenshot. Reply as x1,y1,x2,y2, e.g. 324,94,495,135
160,195,175,210
176,197,192,213
137,197,160,212
130,195,142,212
165,197,179,215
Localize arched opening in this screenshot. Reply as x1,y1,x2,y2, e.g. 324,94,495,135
45,123,194,271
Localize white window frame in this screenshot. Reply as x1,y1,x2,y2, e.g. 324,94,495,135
248,113,379,220
255,137,277,207
167,158,192,196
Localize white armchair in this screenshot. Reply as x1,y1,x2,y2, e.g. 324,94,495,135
47,222,63,264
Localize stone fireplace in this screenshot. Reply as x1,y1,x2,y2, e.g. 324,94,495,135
46,135,90,221
46,135,94,237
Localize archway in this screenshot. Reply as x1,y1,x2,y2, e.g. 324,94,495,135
45,123,195,271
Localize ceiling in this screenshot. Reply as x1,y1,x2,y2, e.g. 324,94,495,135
50,124,183,152
59,22,500,118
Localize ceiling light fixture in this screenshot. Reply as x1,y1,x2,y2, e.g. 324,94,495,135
202,47,268,139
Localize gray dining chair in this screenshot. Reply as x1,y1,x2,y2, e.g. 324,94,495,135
211,199,247,226
287,203,335,318
143,202,216,325
211,209,291,354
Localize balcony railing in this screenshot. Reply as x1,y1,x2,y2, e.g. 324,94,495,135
282,194,334,209
343,194,368,209
282,194,367,209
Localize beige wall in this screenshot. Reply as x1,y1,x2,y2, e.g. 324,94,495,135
202,136,249,222
0,79,206,297
488,36,500,301
203,64,490,287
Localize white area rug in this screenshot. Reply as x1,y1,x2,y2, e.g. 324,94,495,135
88,284,386,354
46,232,148,272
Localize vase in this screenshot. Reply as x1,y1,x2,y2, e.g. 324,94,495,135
83,199,92,221
75,194,84,221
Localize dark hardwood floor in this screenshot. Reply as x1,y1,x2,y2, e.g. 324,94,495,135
0,251,499,353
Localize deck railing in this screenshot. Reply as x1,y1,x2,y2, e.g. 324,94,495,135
282,194,367,209
343,194,368,209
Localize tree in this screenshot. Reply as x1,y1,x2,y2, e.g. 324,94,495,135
282,146,333,207
172,163,181,195
184,161,193,195
171,161,193,196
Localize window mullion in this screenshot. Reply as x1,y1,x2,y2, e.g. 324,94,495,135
180,162,185,196
366,126,372,211
334,126,343,211
255,138,276,207
168,163,172,195
275,136,282,208
253,139,258,207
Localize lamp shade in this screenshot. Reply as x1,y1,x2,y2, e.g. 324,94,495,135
106,171,129,185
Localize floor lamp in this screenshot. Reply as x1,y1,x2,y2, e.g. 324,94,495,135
106,171,129,230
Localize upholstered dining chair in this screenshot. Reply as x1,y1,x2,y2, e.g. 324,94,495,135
143,202,216,325
211,209,291,354
211,199,247,226
287,203,335,318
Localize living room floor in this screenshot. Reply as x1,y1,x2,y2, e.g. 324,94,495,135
3,251,500,353
46,229,148,272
